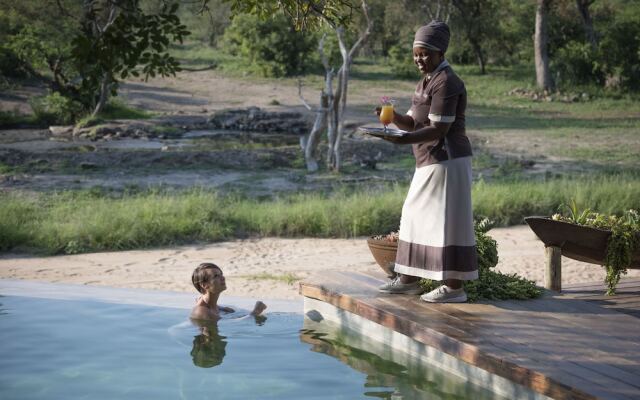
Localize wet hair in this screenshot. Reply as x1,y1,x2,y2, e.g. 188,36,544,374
192,263,222,294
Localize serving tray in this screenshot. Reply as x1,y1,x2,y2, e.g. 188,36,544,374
357,126,408,138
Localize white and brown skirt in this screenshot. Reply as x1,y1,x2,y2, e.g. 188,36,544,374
394,156,478,281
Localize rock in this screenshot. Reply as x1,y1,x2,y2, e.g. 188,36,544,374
49,125,73,136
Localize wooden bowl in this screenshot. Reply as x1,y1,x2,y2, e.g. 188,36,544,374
525,216,640,268
366,237,398,278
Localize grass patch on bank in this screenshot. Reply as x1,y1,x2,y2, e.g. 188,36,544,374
1,174,639,255
242,273,301,285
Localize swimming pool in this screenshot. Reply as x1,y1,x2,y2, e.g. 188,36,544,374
0,282,505,399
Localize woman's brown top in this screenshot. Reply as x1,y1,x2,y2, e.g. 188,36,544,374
407,65,472,167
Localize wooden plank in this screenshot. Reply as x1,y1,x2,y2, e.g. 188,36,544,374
301,273,640,400
302,280,599,399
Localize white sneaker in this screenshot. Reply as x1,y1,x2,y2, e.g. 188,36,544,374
420,285,467,303
378,276,423,295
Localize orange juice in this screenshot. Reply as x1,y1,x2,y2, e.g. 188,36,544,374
379,104,394,126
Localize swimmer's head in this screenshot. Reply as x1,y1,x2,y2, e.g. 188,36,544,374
192,263,226,294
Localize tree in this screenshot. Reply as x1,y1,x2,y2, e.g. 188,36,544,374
72,1,190,116
218,0,356,30
298,0,372,172
534,0,553,91
451,0,500,74
575,0,597,51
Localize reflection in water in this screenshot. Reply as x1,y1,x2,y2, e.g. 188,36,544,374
190,320,227,368
300,323,502,400
189,314,267,368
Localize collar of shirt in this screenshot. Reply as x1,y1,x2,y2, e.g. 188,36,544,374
426,59,449,81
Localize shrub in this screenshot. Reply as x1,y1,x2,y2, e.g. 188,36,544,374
553,41,604,88
387,44,419,80
420,218,543,302
220,13,315,77
29,92,85,125
0,47,28,78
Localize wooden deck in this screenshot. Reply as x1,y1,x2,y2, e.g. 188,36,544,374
300,272,640,400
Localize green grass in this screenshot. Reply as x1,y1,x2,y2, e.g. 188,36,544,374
2,174,638,254
169,42,224,69
0,110,42,128
242,272,301,285
75,99,153,128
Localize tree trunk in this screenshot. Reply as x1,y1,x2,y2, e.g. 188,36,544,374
92,73,110,117
305,90,330,172
576,0,597,51
470,38,486,74
534,0,553,91
326,1,372,172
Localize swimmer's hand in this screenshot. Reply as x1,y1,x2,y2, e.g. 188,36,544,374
250,301,267,316
218,306,235,313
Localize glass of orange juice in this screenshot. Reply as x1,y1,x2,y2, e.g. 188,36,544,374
379,97,394,131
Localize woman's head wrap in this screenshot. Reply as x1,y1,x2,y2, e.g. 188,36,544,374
413,21,450,53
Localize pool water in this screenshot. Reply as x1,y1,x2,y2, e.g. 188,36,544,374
0,295,503,399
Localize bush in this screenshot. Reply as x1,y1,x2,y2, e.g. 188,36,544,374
553,41,604,88
0,47,28,78
387,44,419,80
420,218,543,302
599,17,640,92
29,92,85,125
220,13,315,77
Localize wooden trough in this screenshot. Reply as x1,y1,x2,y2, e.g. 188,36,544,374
524,216,640,292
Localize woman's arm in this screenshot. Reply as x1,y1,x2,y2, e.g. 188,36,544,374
384,121,452,144
392,111,417,132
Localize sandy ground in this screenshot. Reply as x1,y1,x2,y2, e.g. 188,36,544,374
2,225,638,301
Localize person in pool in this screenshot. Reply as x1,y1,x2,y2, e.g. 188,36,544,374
190,262,267,321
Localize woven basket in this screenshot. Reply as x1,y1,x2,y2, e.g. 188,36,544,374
366,237,398,278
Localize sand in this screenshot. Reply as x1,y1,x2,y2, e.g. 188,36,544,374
1,225,638,300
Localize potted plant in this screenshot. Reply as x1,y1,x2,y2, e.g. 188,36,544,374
525,204,640,295
367,219,543,302
366,231,399,278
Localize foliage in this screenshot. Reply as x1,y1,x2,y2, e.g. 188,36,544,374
219,13,316,77
75,99,152,128
221,0,356,30
29,92,85,125
552,206,640,295
1,174,638,254
472,174,640,226
420,218,542,302
387,44,419,79
0,0,189,119
71,1,190,112
548,1,640,91
174,0,232,46
0,110,40,128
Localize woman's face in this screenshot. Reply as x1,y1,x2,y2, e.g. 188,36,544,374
413,47,442,74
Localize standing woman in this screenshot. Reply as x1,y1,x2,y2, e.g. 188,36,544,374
378,21,477,303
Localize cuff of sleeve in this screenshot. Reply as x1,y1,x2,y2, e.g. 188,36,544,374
428,113,455,123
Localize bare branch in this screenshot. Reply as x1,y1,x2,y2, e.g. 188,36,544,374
348,0,373,60
297,79,313,111
318,33,330,72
